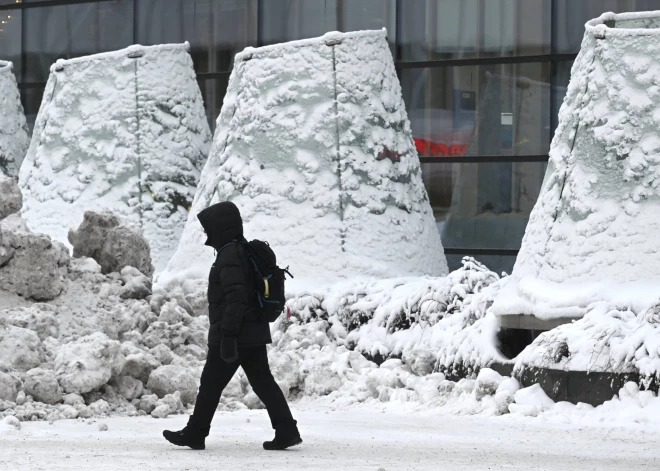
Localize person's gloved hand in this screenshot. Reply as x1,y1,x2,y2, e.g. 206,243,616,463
221,335,238,363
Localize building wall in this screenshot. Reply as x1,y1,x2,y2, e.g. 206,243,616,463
1,0,658,274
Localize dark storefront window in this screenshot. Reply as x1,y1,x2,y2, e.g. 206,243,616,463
23,1,133,83
553,0,660,54
137,0,257,73
0,9,20,74
3,0,660,273
259,0,395,49
399,0,551,62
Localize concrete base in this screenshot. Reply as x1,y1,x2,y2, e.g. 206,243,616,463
491,362,648,407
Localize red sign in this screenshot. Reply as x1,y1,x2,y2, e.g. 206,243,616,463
414,137,468,157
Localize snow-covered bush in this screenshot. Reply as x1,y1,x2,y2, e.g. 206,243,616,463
282,257,503,375
19,43,212,273
161,29,446,288
0,61,29,179
492,11,660,321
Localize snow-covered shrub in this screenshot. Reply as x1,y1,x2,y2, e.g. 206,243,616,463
0,61,29,179
514,300,660,386
492,10,660,321
282,257,503,374
161,29,446,288
19,43,212,273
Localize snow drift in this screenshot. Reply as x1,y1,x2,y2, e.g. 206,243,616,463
492,11,660,321
161,30,447,288
0,60,29,179
18,43,212,273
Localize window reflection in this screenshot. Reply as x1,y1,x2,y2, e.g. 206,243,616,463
23,1,133,82
0,9,21,77
399,0,550,61
137,0,257,73
402,63,553,158
554,0,660,54
259,0,394,48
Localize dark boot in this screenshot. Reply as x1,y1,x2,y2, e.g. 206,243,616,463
263,421,302,451
163,427,206,450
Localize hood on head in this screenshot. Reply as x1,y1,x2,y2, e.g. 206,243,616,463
197,201,244,249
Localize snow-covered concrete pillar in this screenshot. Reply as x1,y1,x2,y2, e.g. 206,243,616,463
18,43,212,272
0,60,29,179
492,11,660,324
161,30,447,288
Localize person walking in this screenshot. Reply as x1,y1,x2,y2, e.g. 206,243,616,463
163,202,302,451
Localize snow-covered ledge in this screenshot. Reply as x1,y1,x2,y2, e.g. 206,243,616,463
492,10,660,327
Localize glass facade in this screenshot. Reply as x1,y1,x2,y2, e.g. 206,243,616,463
2,0,659,273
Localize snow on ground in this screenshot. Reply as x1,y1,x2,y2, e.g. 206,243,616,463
1,405,659,471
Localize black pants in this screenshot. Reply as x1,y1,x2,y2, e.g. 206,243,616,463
188,344,294,436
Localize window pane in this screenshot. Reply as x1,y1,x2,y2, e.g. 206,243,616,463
260,0,338,45
20,86,44,131
23,1,133,83
553,0,660,54
402,62,551,158
198,75,230,130
137,0,257,73
260,0,395,51
422,160,546,274
399,0,550,61
0,9,21,78
551,60,572,135
423,161,545,231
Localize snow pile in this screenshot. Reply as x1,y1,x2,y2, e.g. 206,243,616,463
0,174,22,220
68,211,154,278
0,60,29,179
0,253,212,422
492,11,660,321
18,43,212,273
161,29,446,288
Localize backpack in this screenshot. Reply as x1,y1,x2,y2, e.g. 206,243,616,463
219,239,293,322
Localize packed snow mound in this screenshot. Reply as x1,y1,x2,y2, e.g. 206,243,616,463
69,211,154,278
0,174,22,220
0,257,207,422
161,29,446,288
19,43,212,273
0,61,29,179
0,229,70,301
492,11,660,321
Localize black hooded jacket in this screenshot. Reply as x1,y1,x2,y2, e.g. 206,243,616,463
197,202,272,346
